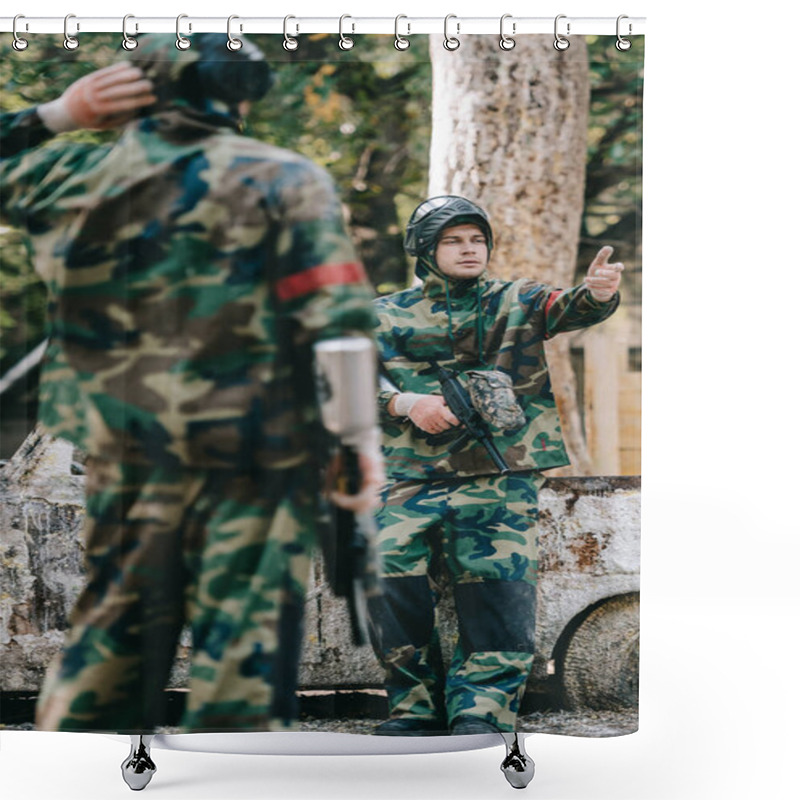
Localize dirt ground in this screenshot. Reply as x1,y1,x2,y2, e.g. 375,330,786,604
297,709,639,738
4,709,638,738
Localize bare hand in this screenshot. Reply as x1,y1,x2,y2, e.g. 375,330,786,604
44,62,157,132
584,246,624,302
330,449,386,514
408,395,461,435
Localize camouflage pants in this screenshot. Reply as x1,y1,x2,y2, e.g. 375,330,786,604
368,472,544,732
35,457,317,733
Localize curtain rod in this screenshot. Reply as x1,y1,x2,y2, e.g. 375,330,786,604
1,16,646,37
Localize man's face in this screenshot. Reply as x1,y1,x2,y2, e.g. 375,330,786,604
434,223,489,279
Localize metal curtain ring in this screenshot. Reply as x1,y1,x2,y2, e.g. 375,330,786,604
12,14,28,51
339,15,354,50
616,15,632,51
394,15,410,50
64,14,79,50
227,15,243,51
122,15,138,51
499,14,515,50
443,14,460,51
283,16,298,51
176,14,191,50
553,14,570,51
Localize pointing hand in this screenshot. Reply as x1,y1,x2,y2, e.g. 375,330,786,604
584,246,624,303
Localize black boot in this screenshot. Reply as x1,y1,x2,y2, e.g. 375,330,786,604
374,717,448,736
450,716,502,736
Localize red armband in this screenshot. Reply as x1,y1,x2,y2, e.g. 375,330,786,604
275,261,368,301
543,290,564,339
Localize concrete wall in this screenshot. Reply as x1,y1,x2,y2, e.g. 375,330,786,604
0,430,640,694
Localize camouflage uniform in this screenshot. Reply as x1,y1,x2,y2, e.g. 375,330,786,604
0,35,376,732
369,199,618,732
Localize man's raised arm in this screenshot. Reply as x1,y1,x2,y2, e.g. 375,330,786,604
1,63,156,224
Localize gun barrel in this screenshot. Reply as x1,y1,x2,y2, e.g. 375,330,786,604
317,443,374,647
480,435,510,474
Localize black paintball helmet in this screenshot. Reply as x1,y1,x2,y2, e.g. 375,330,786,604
403,195,494,258
131,33,274,112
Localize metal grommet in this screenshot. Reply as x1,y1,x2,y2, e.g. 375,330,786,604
553,14,570,51
443,14,460,51
283,16,299,51
12,15,28,51
499,14,515,50
176,14,191,50
394,15,410,50
121,14,138,51
339,15,354,50
227,15,243,51
616,15,632,51
64,14,79,50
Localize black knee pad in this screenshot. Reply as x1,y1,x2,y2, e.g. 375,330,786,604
367,575,435,653
454,580,537,655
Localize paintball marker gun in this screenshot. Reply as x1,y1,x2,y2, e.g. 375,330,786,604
435,365,510,474
314,337,380,647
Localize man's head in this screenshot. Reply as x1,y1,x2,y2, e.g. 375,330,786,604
129,33,274,117
404,196,493,280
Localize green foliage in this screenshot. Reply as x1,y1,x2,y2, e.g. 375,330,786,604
0,229,47,365
583,35,644,306
248,35,431,293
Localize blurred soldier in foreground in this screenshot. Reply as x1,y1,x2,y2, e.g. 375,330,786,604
0,34,381,733
369,196,622,735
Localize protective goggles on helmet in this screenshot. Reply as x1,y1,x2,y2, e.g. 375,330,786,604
408,195,458,225
404,195,493,258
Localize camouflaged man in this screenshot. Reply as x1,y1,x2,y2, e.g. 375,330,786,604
0,35,382,733
368,196,623,736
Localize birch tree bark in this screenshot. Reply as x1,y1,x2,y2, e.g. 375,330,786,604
429,34,593,474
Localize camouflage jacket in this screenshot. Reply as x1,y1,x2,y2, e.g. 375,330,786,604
0,106,376,469
376,268,618,480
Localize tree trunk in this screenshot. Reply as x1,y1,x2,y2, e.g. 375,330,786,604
428,35,593,474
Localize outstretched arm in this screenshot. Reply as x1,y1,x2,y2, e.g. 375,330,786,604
542,246,624,337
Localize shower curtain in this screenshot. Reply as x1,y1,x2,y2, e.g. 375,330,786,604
0,23,643,742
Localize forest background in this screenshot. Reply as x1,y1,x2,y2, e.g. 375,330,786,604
0,33,643,470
